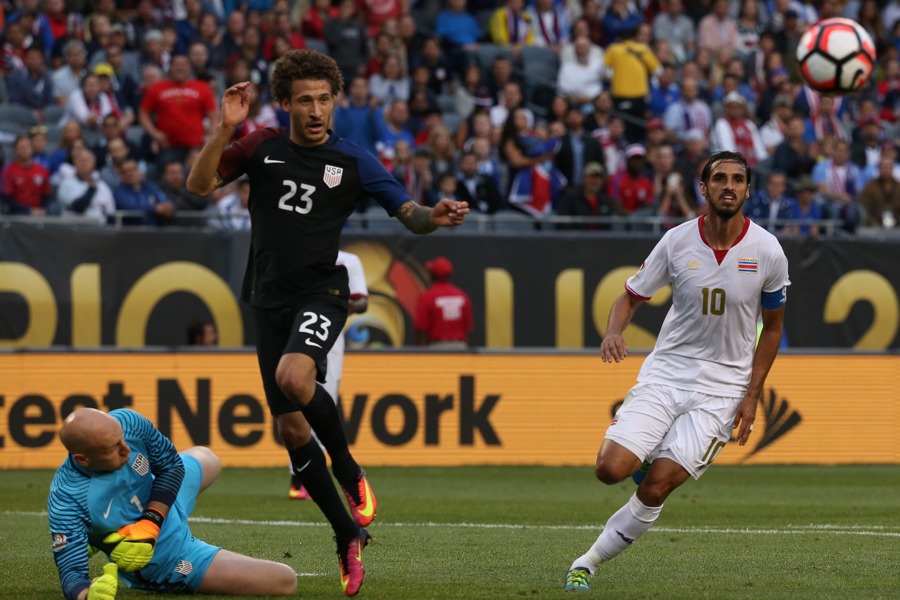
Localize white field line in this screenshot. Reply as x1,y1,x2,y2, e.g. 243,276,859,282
5,511,900,537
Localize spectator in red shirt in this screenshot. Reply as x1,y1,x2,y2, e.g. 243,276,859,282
1,135,52,215
414,257,474,349
302,0,340,40
262,11,305,61
609,143,655,216
139,53,218,168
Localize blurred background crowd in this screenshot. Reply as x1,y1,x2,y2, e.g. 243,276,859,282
0,0,899,234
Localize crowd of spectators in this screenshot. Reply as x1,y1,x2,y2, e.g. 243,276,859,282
0,0,899,234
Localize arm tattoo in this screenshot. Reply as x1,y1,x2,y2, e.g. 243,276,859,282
396,201,437,234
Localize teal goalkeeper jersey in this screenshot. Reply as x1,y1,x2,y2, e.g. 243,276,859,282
48,409,185,600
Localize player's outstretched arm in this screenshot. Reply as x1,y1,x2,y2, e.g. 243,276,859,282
186,82,251,197
600,292,645,363
395,199,469,234
734,304,785,446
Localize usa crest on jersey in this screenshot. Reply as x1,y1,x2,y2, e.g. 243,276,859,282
323,165,343,188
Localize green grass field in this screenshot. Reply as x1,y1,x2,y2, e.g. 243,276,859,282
2,465,898,599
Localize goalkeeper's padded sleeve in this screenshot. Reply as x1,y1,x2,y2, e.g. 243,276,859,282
87,563,118,600
103,508,164,572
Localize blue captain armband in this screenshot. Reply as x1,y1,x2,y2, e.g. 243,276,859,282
761,287,787,309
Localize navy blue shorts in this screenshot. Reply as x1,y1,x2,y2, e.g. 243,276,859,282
253,293,349,416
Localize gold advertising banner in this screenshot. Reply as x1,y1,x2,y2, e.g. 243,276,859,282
0,353,896,468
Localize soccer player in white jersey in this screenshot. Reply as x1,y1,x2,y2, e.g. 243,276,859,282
564,151,790,591
290,250,369,500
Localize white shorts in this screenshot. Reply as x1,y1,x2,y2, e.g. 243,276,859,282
604,382,741,479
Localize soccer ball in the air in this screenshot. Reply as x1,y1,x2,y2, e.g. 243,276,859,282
796,18,876,95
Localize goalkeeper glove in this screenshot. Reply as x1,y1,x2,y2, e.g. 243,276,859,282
87,563,118,600
103,507,164,572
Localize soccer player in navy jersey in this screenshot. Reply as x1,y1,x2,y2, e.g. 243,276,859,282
49,408,296,600
186,49,469,596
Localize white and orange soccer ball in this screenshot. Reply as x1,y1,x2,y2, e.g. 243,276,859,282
796,18,876,95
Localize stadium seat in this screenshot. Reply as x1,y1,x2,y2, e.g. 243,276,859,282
521,46,560,82
0,104,38,127
305,38,327,54
442,112,463,133
475,43,513,72
43,104,65,124
436,94,460,115
491,208,538,232
0,120,28,136
363,205,403,232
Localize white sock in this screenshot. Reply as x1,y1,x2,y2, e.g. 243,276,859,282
570,493,663,575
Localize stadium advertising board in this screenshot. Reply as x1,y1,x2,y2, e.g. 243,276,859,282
2,225,900,349
1,352,896,469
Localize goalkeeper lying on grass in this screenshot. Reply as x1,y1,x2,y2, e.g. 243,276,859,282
49,408,296,600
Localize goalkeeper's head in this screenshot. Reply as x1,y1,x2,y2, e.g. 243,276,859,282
60,408,131,473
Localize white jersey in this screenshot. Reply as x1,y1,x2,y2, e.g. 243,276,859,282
325,251,369,399
626,216,789,397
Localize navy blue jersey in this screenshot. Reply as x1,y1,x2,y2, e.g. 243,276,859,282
218,128,410,308
48,410,184,600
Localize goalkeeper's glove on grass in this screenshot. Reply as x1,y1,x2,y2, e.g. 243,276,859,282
103,507,164,572
87,563,118,600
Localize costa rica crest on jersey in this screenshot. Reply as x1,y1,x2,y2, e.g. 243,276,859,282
738,258,759,274
323,165,343,188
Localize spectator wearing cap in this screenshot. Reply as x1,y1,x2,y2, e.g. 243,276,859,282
651,0,695,64
52,40,88,104
711,91,768,166
663,77,712,143
7,46,55,116
647,63,679,119
609,143,654,216
759,94,794,155
644,118,668,152
141,29,171,73
139,53,217,168
556,161,620,230
555,106,605,190
414,257,473,349
859,156,900,228
851,115,885,171
556,35,605,111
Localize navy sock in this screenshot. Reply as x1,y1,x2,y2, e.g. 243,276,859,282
288,441,358,542
301,385,361,491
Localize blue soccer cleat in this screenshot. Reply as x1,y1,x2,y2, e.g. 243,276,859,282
564,567,591,591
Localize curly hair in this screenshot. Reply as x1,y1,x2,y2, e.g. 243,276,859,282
269,49,344,104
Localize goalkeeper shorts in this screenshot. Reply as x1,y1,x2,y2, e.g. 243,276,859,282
119,454,220,593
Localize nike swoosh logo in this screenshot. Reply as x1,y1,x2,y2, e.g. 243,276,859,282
103,499,113,519
264,156,285,164
305,338,323,348
357,480,375,518
294,459,312,473
615,530,635,544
